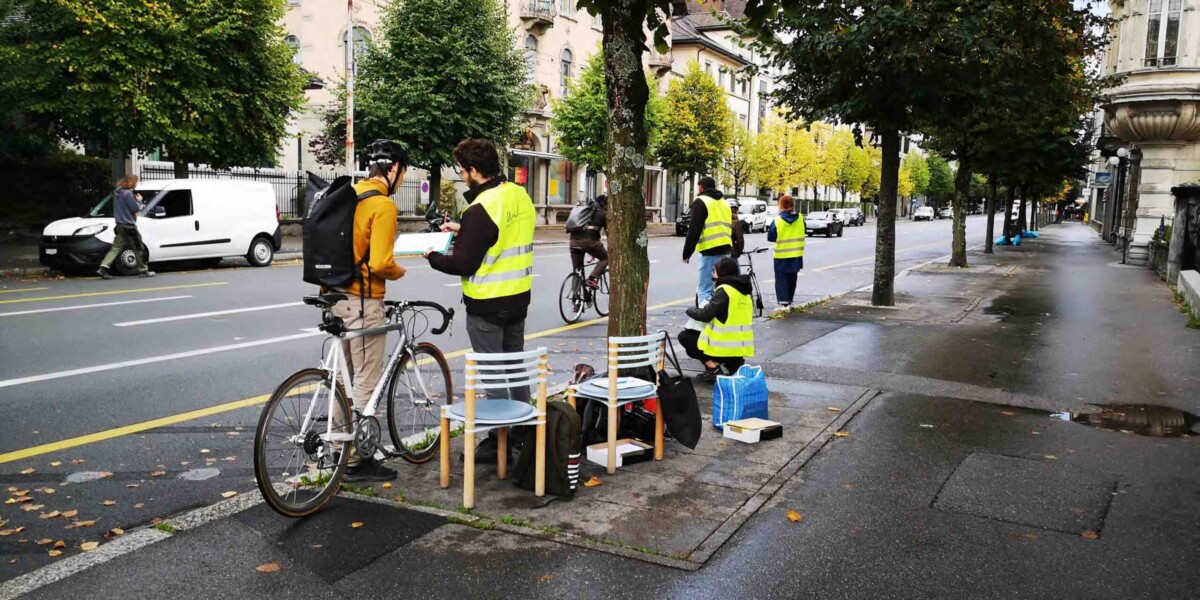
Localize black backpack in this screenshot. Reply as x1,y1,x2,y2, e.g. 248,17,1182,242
514,401,582,499
302,175,383,288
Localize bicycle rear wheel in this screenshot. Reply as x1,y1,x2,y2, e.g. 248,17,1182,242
593,273,609,317
388,342,454,464
559,272,586,323
254,368,350,517
750,272,765,318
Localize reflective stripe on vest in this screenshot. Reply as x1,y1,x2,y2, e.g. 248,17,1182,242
773,215,806,259
461,183,536,300
697,284,755,358
695,196,733,253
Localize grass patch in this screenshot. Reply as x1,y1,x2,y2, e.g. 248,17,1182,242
500,515,529,527
339,482,377,497
768,297,828,320
446,515,494,530
154,521,177,534
1171,288,1200,329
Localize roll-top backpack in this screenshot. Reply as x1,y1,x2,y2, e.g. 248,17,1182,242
514,401,582,499
564,199,596,234
302,175,383,287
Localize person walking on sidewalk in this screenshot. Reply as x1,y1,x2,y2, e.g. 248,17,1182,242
678,257,755,382
569,194,608,288
332,139,409,482
682,176,743,306
767,195,804,307
424,139,535,463
97,175,154,279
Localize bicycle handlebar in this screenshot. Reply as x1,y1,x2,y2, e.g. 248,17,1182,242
391,300,454,335
746,247,770,254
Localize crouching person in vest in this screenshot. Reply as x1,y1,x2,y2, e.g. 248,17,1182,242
334,139,409,482
677,257,755,382
424,139,535,463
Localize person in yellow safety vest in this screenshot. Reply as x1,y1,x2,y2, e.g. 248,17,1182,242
677,257,755,382
424,139,535,464
766,195,805,307
682,176,744,306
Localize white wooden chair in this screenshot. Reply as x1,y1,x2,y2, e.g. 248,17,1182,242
567,332,666,474
439,347,548,510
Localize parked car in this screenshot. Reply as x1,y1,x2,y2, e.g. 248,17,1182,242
913,206,935,221
805,211,845,237
841,207,866,226
938,207,953,219
41,180,282,275
733,198,771,233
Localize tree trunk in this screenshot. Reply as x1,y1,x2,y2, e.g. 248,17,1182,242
601,1,651,337
985,175,997,254
1005,185,1016,238
173,158,188,179
429,163,442,215
872,129,900,307
1018,190,1029,235
949,158,971,267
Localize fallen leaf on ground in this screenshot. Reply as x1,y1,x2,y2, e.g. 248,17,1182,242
101,500,116,506
50,461,62,467
19,504,44,512
110,528,124,536
60,510,78,518
150,471,166,477
919,424,935,429
1068,507,1086,515
785,511,804,523
350,522,363,529
1081,530,1100,540
1000,411,1017,416
39,511,61,519
310,544,322,549
381,482,393,489
47,550,62,557
1022,533,1038,541
12,490,29,497
583,477,603,487
539,574,555,582
80,541,99,551
53,540,65,549
1043,455,1058,461
833,431,850,438
200,449,211,454
133,503,145,509
826,406,841,412
40,487,55,494
223,456,236,462
70,459,85,464
255,562,282,573
19,468,35,475
220,491,238,499
98,472,112,479
5,487,13,492
71,520,97,528
126,484,139,489
35,539,52,545
842,484,855,491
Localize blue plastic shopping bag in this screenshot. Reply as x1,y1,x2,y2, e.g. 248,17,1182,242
712,365,768,429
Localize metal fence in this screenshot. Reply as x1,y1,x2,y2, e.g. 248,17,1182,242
137,161,424,221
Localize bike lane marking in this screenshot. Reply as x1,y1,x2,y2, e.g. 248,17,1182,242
113,301,305,327
0,295,192,318
0,282,227,305
0,287,49,295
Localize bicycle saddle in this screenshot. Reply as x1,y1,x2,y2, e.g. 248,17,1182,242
302,293,348,309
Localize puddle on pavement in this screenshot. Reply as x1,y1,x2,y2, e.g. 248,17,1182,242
1051,404,1199,438
177,468,221,481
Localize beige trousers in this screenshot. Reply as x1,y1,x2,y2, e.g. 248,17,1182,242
332,297,386,465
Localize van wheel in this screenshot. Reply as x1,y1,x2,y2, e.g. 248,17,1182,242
113,246,148,276
246,236,274,267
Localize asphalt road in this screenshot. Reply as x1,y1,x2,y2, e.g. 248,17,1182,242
0,215,989,579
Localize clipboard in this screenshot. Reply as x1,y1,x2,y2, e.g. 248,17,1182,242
393,232,453,256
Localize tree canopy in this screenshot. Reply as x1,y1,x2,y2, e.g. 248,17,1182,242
927,154,955,201
657,61,733,180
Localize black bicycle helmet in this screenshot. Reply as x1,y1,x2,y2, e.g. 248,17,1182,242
365,139,409,169
595,194,607,207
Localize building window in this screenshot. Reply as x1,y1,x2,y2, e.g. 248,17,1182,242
592,12,602,31
560,48,574,97
740,78,748,97
285,35,301,66
1145,0,1182,67
524,35,539,84
705,61,713,78
560,0,574,18
344,26,372,75
718,68,726,89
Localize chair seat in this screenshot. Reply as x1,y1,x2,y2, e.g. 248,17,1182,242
572,377,657,401
445,400,538,424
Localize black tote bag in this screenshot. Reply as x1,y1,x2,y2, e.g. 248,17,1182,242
657,333,702,449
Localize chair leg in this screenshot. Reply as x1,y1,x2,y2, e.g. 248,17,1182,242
607,403,618,474
464,427,475,510
535,423,546,496
654,400,665,461
439,416,451,489
497,427,508,480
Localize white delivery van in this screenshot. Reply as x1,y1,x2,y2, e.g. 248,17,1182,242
40,180,282,275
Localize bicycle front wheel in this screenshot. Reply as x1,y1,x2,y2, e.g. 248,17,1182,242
254,368,350,517
388,342,453,464
559,272,585,323
593,273,609,317
750,272,765,318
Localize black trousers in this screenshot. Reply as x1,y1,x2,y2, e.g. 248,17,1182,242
677,329,745,372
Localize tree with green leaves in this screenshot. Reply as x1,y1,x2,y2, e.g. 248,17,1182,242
833,134,870,206
718,120,755,195
657,61,734,195
551,51,663,174
861,144,882,202
0,0,306,178
904,150,930,202
927,154,955,206
312,0,528,207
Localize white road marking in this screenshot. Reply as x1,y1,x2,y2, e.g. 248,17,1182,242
444,274,540,288
113,301,304,327
0,331,323,389
0,296,192,318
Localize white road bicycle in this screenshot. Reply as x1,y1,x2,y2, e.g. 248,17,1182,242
253,293,454,517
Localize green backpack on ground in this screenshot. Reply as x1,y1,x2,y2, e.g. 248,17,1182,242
513,401,582,499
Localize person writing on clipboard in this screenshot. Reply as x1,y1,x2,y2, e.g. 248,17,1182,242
423,139,536,464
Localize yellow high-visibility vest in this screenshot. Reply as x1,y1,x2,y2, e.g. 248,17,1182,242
773,214,806,259
695,196,733,253
698,284,755,358
461,182,535,300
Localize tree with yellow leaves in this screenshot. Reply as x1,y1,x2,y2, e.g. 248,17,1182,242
751,111,815,199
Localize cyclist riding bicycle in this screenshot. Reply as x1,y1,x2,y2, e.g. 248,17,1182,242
327,139,409,483
569,194,608,288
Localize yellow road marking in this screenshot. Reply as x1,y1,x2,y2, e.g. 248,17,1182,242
0,282,227,305
0,287,49,295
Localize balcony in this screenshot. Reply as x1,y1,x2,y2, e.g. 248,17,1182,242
648,51,674,78
520,0,556,35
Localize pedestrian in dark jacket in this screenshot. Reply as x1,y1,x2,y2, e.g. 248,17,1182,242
678,257,753,381
98,175,153,279
767,195,804,306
